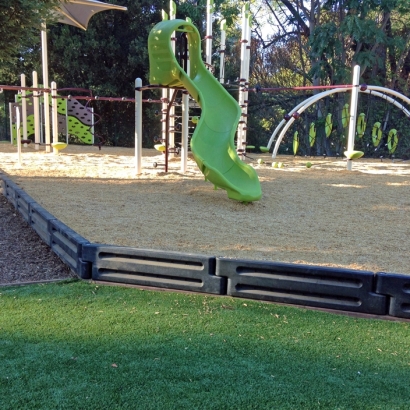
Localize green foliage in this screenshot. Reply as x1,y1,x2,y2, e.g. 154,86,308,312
0,0,59,64
307,0,405,83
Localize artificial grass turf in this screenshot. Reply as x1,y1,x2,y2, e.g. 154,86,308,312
0,280,409,409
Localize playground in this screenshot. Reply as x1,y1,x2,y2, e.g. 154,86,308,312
3,2,410,408
1,142,409,276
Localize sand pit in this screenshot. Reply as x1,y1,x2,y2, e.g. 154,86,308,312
1,141,409,275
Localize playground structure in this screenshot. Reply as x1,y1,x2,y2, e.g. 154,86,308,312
137,1,253,174
6,77,96,161
145,18,261,202
266,79,410,164
4,0,410,185
137,5,410,176
4,1,259,202
10,81,95,148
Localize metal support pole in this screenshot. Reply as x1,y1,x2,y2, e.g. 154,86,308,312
206,0,214,67
16,107,22,165
165,90,179,173
51,81,59,153
20,74,27,141
242,12,252,148
9,102,14,144
41,24,51,153
90,107,94,145
237,4,250,153
161,88,168,149
181,91,189,173
66,99,69,143
347,65,360,171
169,0,177,157
32,71,40,150
219,19,226,84
135,78,143,174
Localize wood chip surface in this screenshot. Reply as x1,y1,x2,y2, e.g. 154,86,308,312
1,142,409,276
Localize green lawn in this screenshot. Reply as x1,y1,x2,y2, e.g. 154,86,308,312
0,280,409,409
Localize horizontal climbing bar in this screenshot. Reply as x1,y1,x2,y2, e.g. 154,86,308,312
250,85,356,92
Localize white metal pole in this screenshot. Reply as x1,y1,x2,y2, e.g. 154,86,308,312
180,17,191,173
32,71,40,150
20,74,28,141
9,103,14,144
219,19,226,84
206,0,214,67
41,24,51,153
51,81,59,153
169,0,177,157
91,107,94,145
40,92,44,144
161,89,168,149
160,0,168,157
65,98,69,143
347,65,361,170
237,4,249,152
242,13,252,148
135,78,142,174
181,91,189,173
16,107,22,165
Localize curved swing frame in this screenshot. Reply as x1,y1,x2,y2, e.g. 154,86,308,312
266,86,410,158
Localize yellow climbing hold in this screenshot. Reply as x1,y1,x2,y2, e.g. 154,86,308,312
372,122,382,146
293,131,299,155
309,123,316,146
356,113,366,138
387,129,398,154
342,104,349,128
325,114,332,137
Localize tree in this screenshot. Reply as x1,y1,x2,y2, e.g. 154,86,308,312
251,0,410,87
0,0,59,64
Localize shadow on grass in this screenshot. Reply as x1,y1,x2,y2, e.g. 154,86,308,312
0,281,409,409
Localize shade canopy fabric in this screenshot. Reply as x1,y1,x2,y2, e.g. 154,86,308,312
55,0,127,30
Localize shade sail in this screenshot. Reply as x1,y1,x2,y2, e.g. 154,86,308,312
55,0,127,30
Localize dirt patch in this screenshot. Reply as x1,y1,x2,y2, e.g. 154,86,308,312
1,142,409,276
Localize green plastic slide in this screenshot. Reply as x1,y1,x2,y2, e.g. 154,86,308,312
148,19,262,202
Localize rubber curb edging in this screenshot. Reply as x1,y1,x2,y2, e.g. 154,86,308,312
1,174,91,279
1,173,409,319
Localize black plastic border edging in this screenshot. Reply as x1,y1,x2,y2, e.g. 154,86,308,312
29,201,57,246
0,174,91,279
50,219,91,279
216,257,387,315
2,175,19,207
376,272,410,318
0,175,6,196
1,173,410,319
15,189,36,223
82,244,224,294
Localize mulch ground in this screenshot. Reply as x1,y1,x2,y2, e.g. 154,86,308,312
0,195,76,285
1,144,410,280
